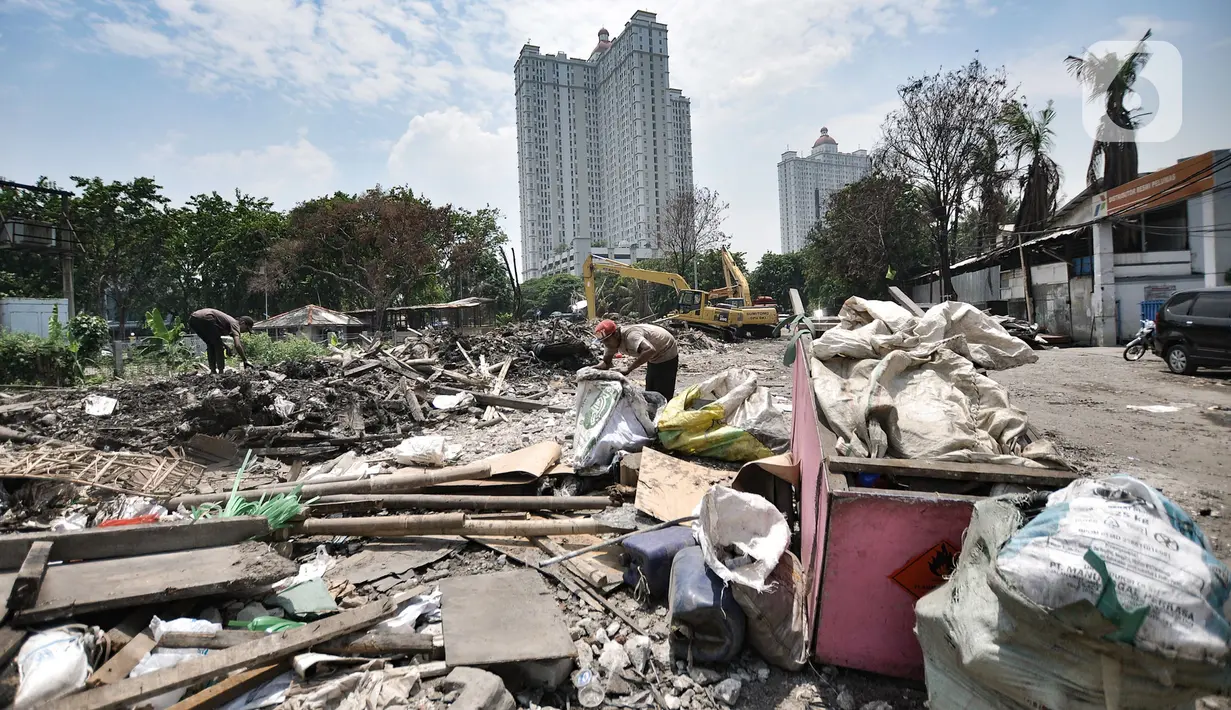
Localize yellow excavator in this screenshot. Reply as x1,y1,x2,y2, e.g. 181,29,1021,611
582,254,779,339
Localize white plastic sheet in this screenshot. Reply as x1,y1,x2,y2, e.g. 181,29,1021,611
694,486,789,593
392,435,446,467
810,297,1060,467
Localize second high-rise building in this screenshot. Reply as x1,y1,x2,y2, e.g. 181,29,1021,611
515,11,693,280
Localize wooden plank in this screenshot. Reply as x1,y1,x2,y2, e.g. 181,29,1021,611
532,536,624,593
634,448,733,522
165,663,286,710
87,631,156,687
481,358,512,422
2,541,297,625
247,445,339,458
439,570,575,667
0,627,27,669
0,400,42,415
6,541,52,612
430,385,569,413
887,286,926,317
47,598,395,710
184,434,238,465
342,360,382,378
0,517,270,570
158,629,436,655
827,456,1078,487
103,609,154,650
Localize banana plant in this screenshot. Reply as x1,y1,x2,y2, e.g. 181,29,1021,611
773,314,815,366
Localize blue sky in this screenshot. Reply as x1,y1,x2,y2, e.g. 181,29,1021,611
2,0,1228,270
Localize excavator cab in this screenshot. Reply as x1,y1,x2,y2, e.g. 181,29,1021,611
678,290,705,315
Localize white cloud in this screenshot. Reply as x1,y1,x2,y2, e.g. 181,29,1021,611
387,108,518,228
142,132,336,209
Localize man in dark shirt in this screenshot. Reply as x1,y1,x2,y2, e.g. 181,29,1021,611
188,309,254,374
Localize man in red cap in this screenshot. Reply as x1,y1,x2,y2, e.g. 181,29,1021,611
594,319,679,400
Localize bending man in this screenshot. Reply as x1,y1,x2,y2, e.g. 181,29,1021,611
594,319,679,401
188,308,254,374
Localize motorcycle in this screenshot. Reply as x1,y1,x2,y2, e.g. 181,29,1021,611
1123,319,1156,361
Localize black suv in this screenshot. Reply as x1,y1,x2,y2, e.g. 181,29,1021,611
1152,287,1231,374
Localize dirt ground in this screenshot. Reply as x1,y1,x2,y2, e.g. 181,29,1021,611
991,347,1231,562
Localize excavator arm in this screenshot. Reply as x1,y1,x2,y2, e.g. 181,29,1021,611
718,248,752,302
582,255,692,319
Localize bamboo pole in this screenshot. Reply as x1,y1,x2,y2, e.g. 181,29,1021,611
289,514,628,537
304,494,612,514
166,462,492,508
537,515,697,568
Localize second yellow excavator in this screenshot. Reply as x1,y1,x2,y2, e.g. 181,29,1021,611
582,254,779,339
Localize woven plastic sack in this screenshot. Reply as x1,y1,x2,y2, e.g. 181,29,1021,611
915,485,1231,710
572,369,657,470
731,550,810,671
656,368,786,462
694,486,790,592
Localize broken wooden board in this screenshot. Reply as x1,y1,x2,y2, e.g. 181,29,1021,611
430,385,571,413
531,535,625,594
46,598,395,710
634,448,733,522
0,517,270,570
439,569,576,667
0,400,43,415
158,629,437,655
165,663,287,710
826,456,1079,487
887,285,926,317
325,536,464,586
1,541,297,625
87,631,156,687
184,434,238,465
0,627,27,669
7,540,52,613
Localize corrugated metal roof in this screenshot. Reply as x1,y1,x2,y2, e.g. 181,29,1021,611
348,297,495,315
254,304,363,329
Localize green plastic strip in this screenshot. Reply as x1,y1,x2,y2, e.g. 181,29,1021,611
1083,548,1150,644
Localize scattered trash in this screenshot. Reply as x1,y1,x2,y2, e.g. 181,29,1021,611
1126,403,1195,413
431,392,475,411
82,394,118,416
392,435,447,467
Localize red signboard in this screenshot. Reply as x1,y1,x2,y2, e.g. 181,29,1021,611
1098,152,1216,218
890,540,960,600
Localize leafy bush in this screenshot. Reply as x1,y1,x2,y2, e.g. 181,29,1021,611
241,333,325,365
68,313,110,358
0,330,79,385
137,308,196,369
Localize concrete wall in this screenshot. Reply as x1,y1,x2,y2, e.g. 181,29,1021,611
1070,276,1094,345
0,298,69,338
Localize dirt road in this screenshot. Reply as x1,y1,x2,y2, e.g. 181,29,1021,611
991,347,1231,562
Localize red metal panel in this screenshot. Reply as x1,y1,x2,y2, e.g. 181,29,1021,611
789,340,828,631
813,491,974,679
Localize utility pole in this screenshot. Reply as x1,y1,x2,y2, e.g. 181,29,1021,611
59,194,75,318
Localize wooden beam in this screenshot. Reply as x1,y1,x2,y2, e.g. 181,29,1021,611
430,385,569,413
290,514,626,537
342,360,382,378
887,286,926,317
826,456,1077,487
158,629,436,655
0,627,27,669
4,542,296,625
0,517,270,571
87,631,156,687
6,541,52,612
303,494,611,515
165,663,286,710
45,598,395,710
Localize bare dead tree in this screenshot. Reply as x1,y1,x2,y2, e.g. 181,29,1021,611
880,58,1013,298
657,187,729,284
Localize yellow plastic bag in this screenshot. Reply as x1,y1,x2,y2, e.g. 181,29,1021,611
656,384,774,462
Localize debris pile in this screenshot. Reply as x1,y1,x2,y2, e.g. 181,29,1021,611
988,313,1049,350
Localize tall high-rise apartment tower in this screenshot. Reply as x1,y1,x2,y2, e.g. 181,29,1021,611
515,11,693,279
777,128,871,253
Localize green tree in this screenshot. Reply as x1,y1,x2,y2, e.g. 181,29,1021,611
167,191,285,320
262,186,453,331
880,58,1013,297
750,252,807,309
1001,99,1062,234
693,249,748,293
441,207,513,312
70,176,175,338
1065,30,1152,190
657,187,729,284
801,174,930,310
0,178,70,299
520,273,583,318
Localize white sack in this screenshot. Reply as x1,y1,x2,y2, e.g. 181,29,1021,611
15,629,92,708
392,435,446,467
810,297,1058,467
997,475,1230,662
572,369,657,470
694,486,789,592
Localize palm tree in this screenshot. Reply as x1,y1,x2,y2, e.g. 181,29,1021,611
1001,99,1062,234
1065,29,1152,190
